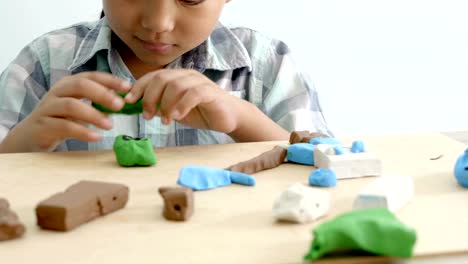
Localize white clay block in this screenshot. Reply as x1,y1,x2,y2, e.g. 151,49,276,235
313,144,382,179
353,175,414,213
272,183,330,223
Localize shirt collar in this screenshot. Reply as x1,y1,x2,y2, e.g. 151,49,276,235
69,19,252,73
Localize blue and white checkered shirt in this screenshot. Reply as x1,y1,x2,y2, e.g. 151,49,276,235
0,18,330,151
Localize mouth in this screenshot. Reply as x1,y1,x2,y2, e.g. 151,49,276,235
137,38,174,53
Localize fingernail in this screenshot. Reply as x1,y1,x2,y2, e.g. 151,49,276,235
101,119,113,129
143,111,151,120
121,81,132,90
112,98,124,109
161,116,169,125
89,131,101,141
124,93,133,101
171,110,180,120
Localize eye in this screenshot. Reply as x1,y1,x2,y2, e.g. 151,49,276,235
122,135,133,141
180,0,205,5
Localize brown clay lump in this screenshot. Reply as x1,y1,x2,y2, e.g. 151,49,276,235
36,180,129,231
289,131,329,144
227,146,287,174
0,198,26,241
158,187,194,221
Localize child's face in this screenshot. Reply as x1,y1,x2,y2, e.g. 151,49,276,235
103,0,229,68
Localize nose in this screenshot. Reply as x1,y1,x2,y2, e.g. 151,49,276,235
140,1,175,33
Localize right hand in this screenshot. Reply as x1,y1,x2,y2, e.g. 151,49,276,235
0,72,131,153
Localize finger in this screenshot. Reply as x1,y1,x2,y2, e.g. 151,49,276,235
53,78,126,111
42,97,113,130
124,71,158,103
171,85,216,121
160,76,205,120
41,117,101,142
140,70,188,119
79,72,132,93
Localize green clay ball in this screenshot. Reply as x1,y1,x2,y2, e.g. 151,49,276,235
304,208,417,260
113,135,157,167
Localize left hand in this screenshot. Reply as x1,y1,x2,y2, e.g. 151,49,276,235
124,69,239,133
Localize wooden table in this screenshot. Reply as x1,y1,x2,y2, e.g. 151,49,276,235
0,133,467,264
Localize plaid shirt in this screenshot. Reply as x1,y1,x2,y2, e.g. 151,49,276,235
0,18,330,151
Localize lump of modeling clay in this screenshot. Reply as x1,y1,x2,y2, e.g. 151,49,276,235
314,143,382,179
0,198,26,241
310,137,342,146
454,149,468,187
353,175,414,213
287,143,315,165
304,208,417,260
351,140,366,153
227,146,287,174
309,168,337,187
36,181,129,231
113,135,156,167
178,166,256,191
272,183,330,223
93,94,143,115
158,187,194,221
289,131,329,144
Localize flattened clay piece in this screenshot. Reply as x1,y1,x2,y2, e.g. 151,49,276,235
177,166,256,191
113,135,156,167
158,187,194,221
353,175,414,213
287,143,315,165
314,144,382,179
227,146,287,174
310,137,343,146
454,149,468,187
36,181,129,231
304,208,417,260
289,131,329,144
0,198,26,241
93,94,143,115
272,183,330,223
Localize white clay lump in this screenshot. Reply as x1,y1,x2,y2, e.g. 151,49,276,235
313,142,382,179
272,183,330,223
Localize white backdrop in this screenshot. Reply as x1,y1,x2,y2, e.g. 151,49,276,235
1,0,467,137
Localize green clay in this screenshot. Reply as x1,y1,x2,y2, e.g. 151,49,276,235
304,208,417,260
92,93,161,115
93,93,143,115
113,135,157,167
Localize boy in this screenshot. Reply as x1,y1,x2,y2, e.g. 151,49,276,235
0,0,329,153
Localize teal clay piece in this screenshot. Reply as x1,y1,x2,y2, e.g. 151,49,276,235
304,208,417,261
113,135,156,167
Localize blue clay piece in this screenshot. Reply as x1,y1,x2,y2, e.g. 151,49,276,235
333,146,345,155
229,171,256,186
178,166,232,191
351,140,366,153
454,149,468,187
309,168,337,187
310,137,342,146
287,143,315,165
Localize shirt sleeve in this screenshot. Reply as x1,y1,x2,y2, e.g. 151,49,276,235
260,40,332,136
0,42,49,143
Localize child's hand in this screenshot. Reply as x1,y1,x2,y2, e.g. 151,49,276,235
0,72,131,152
124,69,238,133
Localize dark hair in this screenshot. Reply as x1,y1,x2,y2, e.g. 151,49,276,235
100,11,105,18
